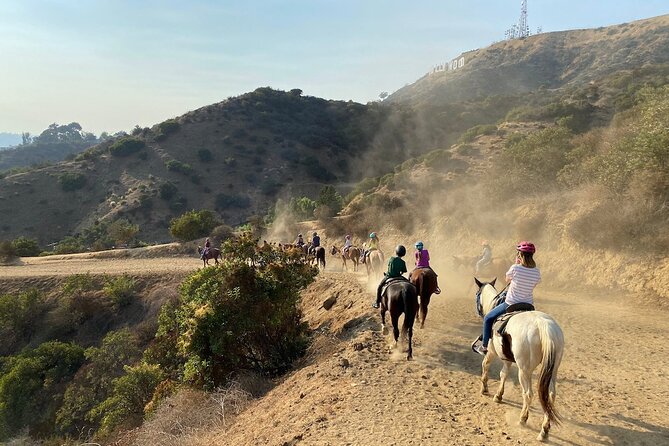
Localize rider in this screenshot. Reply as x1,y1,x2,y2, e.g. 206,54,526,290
414,241,441,294
474,241,541,356
310,231,321,255
372,245,407,309
295,233,305,248
343,234,353,255
201,237,211,260
361,232,379,263
475,240,492,274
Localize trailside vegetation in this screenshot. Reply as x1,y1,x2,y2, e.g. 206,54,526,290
146,234,318,387
169,209,220,241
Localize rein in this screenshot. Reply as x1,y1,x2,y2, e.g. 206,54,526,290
476,283,510,317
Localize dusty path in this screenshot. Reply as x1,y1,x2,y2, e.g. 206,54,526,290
220,270,669,446
3,255,668,445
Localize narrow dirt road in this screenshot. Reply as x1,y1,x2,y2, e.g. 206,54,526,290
220,270,669,446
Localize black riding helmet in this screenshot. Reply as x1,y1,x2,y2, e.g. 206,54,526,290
395,245,406,257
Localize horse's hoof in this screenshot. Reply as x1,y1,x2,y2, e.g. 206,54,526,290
519,418,528,425
493,395,503,403
481,388,488,396
381,326,388,335
537,432,548,442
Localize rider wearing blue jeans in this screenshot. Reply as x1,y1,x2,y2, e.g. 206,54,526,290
475,241,541,355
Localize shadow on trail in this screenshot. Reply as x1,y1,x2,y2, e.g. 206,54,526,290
570,414,669,446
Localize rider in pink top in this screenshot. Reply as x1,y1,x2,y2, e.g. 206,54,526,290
414,241,441,294
415,246,430,267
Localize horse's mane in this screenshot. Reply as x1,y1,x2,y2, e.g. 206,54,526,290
480,283,500,315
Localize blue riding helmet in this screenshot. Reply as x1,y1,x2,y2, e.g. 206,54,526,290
415,241,424,250
369,232,377,239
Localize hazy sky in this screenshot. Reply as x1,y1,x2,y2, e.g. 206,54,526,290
1,1,667,134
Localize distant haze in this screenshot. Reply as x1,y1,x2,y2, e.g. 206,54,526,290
1,1,668,134
0,133,21,148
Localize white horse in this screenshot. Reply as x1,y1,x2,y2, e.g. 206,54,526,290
474,278,564,441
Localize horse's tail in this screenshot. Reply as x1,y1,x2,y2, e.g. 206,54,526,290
401,285,418,336
536,316,564,425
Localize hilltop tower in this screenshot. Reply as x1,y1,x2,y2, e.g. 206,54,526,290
518,0,530,38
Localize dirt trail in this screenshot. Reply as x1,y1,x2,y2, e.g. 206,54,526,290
219,270,669,446
4,255,668,445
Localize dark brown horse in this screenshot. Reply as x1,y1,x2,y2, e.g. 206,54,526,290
380,279,419,360
312,246,326,270
330,245,361,272
197,246,222,266
409,267,439,329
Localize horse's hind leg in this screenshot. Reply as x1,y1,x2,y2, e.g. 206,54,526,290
538,375,558,441
405,323,413,360
518,368,533,424
494,360,512,403
391,312,400,350
419,295,430,329
381,308,388,335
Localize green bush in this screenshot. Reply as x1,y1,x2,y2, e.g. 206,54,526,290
88,363,163,437
56,329,141,436
169,210,219,242
317,185,343,215
109,137,145,157
148,234,317,387
0,342,85,441
165,159,194,175
58,172,87,191
11,237,40,257
289,196,317,220
107,219,139,245
158,119,180,137
0,240,16,261
62,273,100,296
159,181,178,200
103,274,137,308
0,289,46,355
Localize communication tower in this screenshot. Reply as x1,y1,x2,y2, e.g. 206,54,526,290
518,0,530,38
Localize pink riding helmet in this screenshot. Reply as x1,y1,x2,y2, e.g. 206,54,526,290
517,241,536,253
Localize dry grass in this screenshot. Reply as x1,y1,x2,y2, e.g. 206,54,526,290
129,379,260,446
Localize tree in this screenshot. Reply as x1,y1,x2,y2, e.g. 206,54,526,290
11,237,40,257
169,210,219,242
21,132,32,145
0,342,85,441
107,219,139,246
317,185,343,215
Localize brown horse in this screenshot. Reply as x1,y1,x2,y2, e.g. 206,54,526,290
380,279,419,360
409,267,439,329
330,245,361,272
197,246,222,266
477,258,509,282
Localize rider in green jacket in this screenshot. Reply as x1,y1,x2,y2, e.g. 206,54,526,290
372,245,407,309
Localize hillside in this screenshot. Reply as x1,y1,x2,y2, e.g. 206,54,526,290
389,14,669,106
0,89,443,245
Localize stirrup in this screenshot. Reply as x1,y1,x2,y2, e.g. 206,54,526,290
470,336,482,354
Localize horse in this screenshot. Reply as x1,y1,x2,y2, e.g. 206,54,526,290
474,278,564,441
409,267,439,329
330,245,361,272
364,249,384,278
477,258,509,282
312,246,326,270
379,279,419,360
197,246,222,266
452,254,479,271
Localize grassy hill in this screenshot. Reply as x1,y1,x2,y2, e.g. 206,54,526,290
0,88,443,245
388,14,669,106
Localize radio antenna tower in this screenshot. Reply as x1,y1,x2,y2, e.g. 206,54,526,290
518,0,530,38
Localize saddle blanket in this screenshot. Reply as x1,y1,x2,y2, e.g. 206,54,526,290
381,277,409,296
492,304,536,336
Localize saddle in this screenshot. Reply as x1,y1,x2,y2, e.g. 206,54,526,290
492,303,535,336
381,276,409,296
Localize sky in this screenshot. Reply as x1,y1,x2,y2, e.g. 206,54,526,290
1,0,668,135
